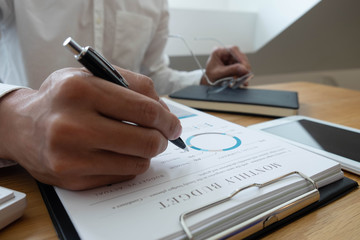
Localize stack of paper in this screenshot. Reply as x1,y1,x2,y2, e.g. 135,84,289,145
55,99,342,240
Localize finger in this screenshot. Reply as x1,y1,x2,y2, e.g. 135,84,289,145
228,46,252,71
77,150,152,176
105,67,177,133
212,47,251,73
79,66,172,115
113,66,160,101
115,68,171,111
90,79,182,140
91,118,169,158
158,98,170,111
46,142,152,176
115,68,172,111
83,65,164,107
48,111,169,159
216,63,249,80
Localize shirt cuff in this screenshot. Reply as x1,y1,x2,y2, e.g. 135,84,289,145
0,84,27,98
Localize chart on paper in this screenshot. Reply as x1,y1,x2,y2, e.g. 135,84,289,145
54,98,342,240
186,132,241,152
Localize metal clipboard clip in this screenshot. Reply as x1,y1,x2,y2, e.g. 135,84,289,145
180,171,320,240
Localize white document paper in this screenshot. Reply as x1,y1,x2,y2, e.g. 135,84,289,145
55,99,342,240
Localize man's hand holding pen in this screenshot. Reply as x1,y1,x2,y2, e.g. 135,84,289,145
0,67,182,190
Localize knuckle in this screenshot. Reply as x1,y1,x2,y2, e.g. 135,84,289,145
58,177,85,191
141,76,155,91
213,47,222,54
142,132,167,158
140,101,160,126
44,114,84,154
230,45,240,51
134,159,151,174
50,71,91,102
37,117,77,182
45,114,71,144
57,80,83,100
43,154,86,190
44,153,70,180
236,64,248,74
136,75,155,96
42,156,87,190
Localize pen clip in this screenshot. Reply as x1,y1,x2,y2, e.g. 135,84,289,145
89,48,129,88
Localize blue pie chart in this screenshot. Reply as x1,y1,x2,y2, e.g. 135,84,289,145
186,132,241,152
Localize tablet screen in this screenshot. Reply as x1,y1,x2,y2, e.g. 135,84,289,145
263,119,360,162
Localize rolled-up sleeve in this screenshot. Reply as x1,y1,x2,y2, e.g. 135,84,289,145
0,83,26,98
140,0,202,95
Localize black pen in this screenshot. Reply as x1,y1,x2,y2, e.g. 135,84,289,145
63,37,188,151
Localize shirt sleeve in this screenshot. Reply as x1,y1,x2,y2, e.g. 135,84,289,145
0,83,26,98
140,0,203,96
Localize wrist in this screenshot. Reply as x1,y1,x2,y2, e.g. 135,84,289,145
0,88,35,161
200,72,212,86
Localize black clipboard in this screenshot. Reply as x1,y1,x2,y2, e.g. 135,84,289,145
37,177,357,240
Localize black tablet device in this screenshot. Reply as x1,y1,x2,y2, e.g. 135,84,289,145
249,116,360,175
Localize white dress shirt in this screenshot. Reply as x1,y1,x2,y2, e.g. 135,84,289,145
0,0,202,96
0,0,202,167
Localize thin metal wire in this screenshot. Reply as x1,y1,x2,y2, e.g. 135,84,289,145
168,35,254,94
194,37,237,61
168,34,212,84
194,36,255,92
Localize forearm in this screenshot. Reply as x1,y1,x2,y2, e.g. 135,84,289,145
0,88,35,162
0,85,29,167
150,64,202,95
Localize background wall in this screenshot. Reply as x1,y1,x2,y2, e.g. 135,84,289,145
168,0,360,90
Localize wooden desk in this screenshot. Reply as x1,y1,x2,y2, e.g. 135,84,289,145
1,82,360,239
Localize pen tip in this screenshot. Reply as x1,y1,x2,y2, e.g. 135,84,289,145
184,146,189,152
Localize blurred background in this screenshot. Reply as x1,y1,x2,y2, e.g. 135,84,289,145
166,0,360,90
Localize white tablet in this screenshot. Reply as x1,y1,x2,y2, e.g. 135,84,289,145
248,115,360,175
